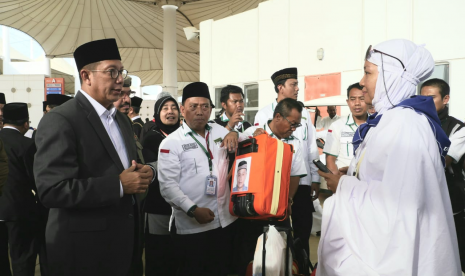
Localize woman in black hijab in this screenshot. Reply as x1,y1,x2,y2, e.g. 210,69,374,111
141,96,180,276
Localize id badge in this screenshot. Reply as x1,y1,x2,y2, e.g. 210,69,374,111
205,175,218,196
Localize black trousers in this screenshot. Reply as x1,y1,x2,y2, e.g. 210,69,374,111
291,185,314,263
0,221,11,276
6,219,47,276
455,211,465,272
145,231,176,276
172,222,235,276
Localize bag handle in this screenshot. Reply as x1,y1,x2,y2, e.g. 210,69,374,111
237,138,259,156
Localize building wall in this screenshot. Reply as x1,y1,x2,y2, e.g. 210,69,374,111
139,100,156,122
200,0,465,120
0,74,46,127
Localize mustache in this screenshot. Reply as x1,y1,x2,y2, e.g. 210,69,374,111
118,101,130,107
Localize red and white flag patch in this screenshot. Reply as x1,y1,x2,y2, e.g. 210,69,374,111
254,123,259,126
160,149,170,154
328,129,333,133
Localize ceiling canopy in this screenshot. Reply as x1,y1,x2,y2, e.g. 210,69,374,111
0,0,267,86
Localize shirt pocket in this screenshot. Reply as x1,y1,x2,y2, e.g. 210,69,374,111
182,158,197,176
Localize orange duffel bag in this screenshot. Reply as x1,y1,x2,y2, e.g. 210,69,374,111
229,133,294,220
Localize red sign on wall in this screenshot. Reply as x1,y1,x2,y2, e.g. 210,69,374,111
44,78,64,99
304,72,342,123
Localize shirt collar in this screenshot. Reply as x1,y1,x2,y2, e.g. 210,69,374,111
346,114,356,126
271,99,278,111
181,120,212,137
220,112,229,122
132,115,141,121
263,120,294,141
79,89,116,118
3,126,20,132
221,112,243,129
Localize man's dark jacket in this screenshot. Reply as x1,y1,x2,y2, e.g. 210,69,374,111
34,92,139,276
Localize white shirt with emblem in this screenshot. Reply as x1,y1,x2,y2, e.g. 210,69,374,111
243,122,307,178
254,100,319,184
158,122,239,235
323,114,360,168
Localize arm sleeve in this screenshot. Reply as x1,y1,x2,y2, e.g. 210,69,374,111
0,140,8,195
291,141,307,177
254,110,266,127
307,116,321,183
157,139,196,212
34,112,121,209
448,127,465,163
323,125,341,157
316,116,323,129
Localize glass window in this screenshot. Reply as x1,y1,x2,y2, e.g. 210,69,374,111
417,63,449,94
244,84,259,108
215,87,223,109
214,84,259,124
244,110,258,124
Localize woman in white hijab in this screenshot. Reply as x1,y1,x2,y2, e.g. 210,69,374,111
317,39,461,276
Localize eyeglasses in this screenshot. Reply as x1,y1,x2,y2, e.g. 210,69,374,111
280,113,301,129
91,69,129,79
187,104,211,111
365,45,406,71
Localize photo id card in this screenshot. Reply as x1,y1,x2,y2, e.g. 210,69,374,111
205,175,218,196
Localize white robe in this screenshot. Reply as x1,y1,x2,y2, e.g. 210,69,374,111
317,107,461,276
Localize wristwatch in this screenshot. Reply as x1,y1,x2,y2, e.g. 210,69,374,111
187,205,198,218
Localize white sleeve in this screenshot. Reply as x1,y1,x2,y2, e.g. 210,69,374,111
291,141,307,177
157,139,196,213
242,126,257,138
307,120,320,183
316,116,323,129
254,109,267,127
448,127,465,163
323,124,341,157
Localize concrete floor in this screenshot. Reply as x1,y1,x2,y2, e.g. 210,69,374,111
32,235,321,276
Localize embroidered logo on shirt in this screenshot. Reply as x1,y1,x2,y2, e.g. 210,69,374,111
341,132,355,137
160,149,170,154
182,143,199,151
214,137,223,144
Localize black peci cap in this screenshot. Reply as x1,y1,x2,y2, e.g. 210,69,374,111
3,103,28,120
73,38,121,72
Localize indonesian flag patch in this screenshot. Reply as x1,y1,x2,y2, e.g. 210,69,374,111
160,149,170,154
328,129,332,133
254,123,259,126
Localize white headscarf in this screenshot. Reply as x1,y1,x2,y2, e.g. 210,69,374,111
367,39,435,115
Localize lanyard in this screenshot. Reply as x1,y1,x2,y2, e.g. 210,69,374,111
189,131,213,174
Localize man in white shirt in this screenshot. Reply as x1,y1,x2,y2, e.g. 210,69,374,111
158,82,242,276
316,106,340,130
231,98,307,275
324,83,368,174
254,67,319,265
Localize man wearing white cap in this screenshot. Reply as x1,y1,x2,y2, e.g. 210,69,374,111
317,39,461,275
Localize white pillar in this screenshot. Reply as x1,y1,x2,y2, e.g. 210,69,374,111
2,26,10,74
162,4,178,97
74,65,81,94
44,58,51,77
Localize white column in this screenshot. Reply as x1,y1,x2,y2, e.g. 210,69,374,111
162,4,178,97
44,57,51,77
2,26,10,74
74,64,81,94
